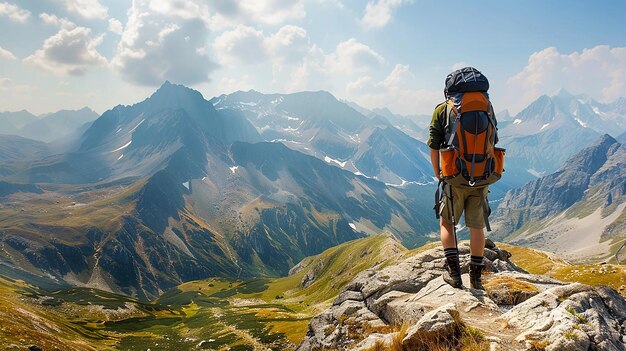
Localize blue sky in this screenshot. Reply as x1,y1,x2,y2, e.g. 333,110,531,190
1,0,625,116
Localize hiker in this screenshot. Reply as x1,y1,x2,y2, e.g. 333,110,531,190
427,67,505,290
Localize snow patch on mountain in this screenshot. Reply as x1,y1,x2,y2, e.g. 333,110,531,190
130,118,145,133
111,140,132,152
324,156,347,168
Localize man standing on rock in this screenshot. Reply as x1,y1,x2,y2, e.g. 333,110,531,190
427,67,504,290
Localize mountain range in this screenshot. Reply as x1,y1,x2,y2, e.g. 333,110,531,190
491,134,625,262
0,107,98,143
0,82,624,301
497,90,625,188
0,82,436,300
210,90,434,186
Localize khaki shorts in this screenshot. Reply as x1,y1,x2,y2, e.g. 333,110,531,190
439,184,489,229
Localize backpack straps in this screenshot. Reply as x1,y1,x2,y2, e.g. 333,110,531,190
433,179,444,219
445,100,460,146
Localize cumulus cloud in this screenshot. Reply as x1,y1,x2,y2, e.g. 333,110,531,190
326,38,385,74
267,25,309,64
108,18,123,34
347,64,440,115
361,0,411,29
148,0,210,22
0,77,36,93
208,0,305,29
24,24,107,76
0,2,31,22
0,77,11,89
40,12,74,29
506,45,626,112
213,24,309,66
0,46,16,60
111,0,217,86
60,0,108,19
213,25,269,65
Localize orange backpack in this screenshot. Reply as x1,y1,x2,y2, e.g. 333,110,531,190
439,68,505,188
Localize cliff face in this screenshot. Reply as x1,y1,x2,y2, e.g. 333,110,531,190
297,241,626,351
491,134,626,262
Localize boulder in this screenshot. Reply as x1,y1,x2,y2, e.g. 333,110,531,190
402,303,462,350
504,283,626,351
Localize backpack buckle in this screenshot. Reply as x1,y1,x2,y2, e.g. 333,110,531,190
469,180,476,187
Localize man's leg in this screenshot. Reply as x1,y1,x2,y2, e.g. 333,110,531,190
440,219,456,249
440,186,463,288
468,227,485,257
468,227,486,290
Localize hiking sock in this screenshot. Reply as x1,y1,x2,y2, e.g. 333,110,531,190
444,248,459,259
470,255,483,266
443,248,463,289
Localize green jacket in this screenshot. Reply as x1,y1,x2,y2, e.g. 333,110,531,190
426,102,498,150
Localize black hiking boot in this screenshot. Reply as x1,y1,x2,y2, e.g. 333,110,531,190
469,263,485,290
443,254,463,289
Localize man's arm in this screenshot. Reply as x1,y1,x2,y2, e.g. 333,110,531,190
430,148,440,180
427,103,446,179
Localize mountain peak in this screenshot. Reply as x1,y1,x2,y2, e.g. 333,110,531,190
143,81,208,111
596,133,617,145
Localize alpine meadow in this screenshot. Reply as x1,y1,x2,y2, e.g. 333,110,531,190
0,1,625,350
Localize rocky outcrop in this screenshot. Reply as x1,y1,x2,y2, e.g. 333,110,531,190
297,242,626,351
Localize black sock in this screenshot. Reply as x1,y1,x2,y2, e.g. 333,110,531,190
444,248,458,258
471,255,483,265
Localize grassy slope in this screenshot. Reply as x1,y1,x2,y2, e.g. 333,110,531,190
1,238,623,350
500,243,626,297
0,234,406,351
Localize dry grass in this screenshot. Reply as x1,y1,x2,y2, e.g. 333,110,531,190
389,322,409,351
484,276,540,305
362,317,489,351
528,339,550,350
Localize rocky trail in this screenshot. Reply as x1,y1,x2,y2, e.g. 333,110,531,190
297,241,626,350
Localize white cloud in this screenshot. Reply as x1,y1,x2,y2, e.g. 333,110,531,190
347,64,441,115
213,25,269,65
213,24,310,67
60,0,108,19
40,13,75,29
23,26,107,76
209,0,305,29
0,2,31,22
326,38,385,74
217,75,254,93
149,0,210,22
506,45,626,112
111,0,217,86
0,46,16,60
108,18,123,34
361,0,411,29
266,25,309,64
0,78,35,93
0,77,11,89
